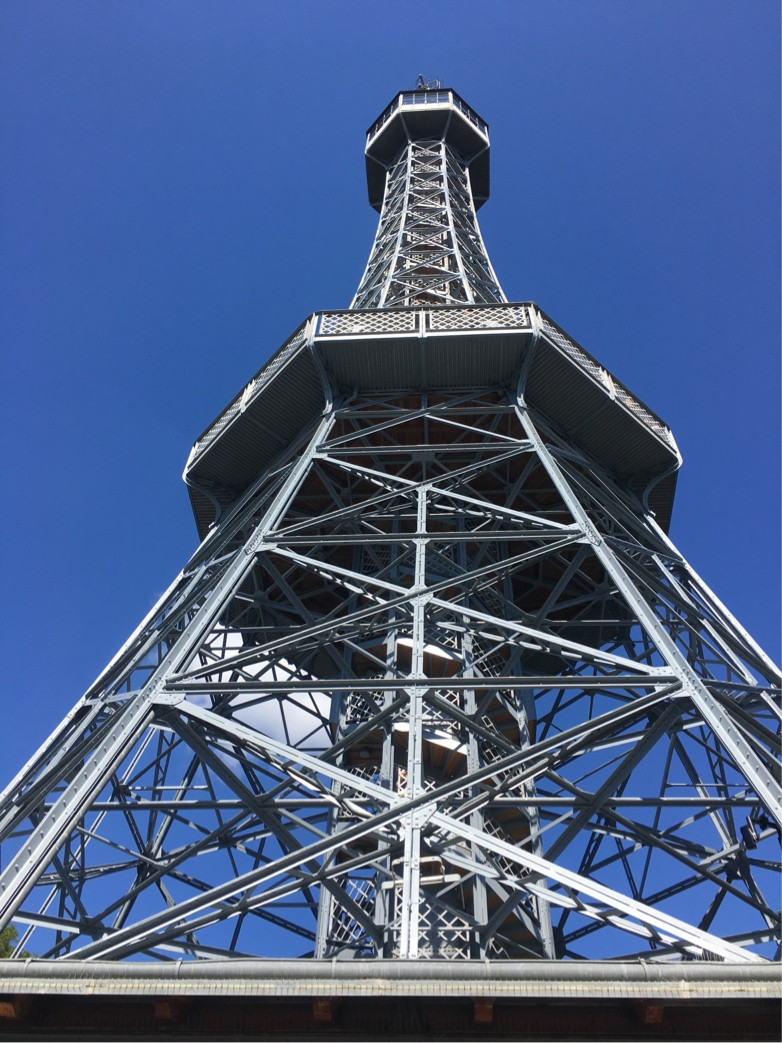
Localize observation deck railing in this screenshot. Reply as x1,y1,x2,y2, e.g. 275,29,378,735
186,305,676,469
367,89,488,145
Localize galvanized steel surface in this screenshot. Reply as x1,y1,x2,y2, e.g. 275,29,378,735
0,85,778,971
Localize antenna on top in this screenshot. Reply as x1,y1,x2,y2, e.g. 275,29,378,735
415,74,441,90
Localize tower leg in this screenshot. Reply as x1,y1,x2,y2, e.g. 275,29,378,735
0,387,778,962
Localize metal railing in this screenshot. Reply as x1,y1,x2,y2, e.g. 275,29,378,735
537,315,675,448
367,90,488,144
186,320,310,466
186,305,675,467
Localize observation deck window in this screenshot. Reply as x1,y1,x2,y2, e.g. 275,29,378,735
401,90,452,107
367,90,488,144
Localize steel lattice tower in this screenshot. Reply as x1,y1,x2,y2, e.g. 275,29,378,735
0,85,779,966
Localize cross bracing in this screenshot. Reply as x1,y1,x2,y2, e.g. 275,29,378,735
352,140,504,310
353,86,503,309
0,84,778,966
0,383,778,962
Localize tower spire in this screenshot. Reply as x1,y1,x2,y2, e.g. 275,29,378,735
351,87,505,309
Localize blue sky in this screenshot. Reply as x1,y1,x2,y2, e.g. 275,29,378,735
1,0,779,772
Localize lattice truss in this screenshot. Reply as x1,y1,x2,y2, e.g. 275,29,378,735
1,388,779,963
351,140,506,310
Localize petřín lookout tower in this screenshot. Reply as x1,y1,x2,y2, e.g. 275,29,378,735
0,84,779,971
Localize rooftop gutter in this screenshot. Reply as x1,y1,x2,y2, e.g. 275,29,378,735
0,959,778,1000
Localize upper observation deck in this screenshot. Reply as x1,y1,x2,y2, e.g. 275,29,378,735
365,87,491,212
355,87,501,309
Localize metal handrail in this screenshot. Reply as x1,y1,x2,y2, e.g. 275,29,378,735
186,305,676,467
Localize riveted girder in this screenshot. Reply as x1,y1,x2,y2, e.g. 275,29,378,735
353,87,504,309
0,381,778,962
0,86,778,966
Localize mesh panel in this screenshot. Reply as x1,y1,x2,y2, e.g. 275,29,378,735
386,895,473,959
540,317,675,448
540,317,610,386
190,323,308,459
328,876,377,950
428,305,530,331
319,311,419,336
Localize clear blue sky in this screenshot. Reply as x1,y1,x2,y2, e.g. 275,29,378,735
1,0,779,772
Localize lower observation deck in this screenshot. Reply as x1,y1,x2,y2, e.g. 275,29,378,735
184,304,680,540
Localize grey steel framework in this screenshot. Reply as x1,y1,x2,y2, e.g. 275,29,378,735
0,86,779,965
352,88,504,309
